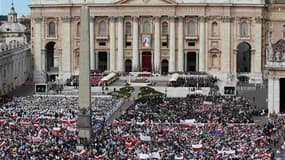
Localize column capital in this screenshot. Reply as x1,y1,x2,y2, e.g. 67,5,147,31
255,16,263,24
61,16,73,23
41,49,46,54
117,16,124,23
133,16,139,23
34,17,43,23
154,16,160,23
169,16,176,22
89,16,95,22
222,16,233,23
108,16,116,22
177,16,184,22
198,16,208,23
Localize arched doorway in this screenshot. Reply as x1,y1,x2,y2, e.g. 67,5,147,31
161,59,168,75
237,42,251,73
45,42,56,72
141,52,152,72
187,52,197,72
125,59,132,73
98,52,107,72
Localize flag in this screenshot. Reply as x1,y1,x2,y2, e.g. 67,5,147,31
9,122,16,128
0,141,7,147
79,149,87,156
0,119,6,124
192,144,202,151
32,136,43,143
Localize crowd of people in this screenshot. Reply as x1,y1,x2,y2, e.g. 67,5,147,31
0,95,121,159
0,94,284,159
169,76,218,88
91,96,123,133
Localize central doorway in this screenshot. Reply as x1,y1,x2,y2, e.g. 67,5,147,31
45,42,56,72
237,42,251,73
187,52,196,72
98,52,107,72
280,78,285,113
161,59,169,75
125,59,132,73
141,52,152,72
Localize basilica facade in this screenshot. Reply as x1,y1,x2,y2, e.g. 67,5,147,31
30,0,265,82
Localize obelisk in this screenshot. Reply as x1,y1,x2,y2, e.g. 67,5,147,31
78,4,91,140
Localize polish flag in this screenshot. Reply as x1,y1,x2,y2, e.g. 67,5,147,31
67,127,76,132
0,141,7,147
33,123,40,128
237,149,244,154
0,119,6,124
192,144,203,151
9,122,16,128
79,149,87,156
20,121,31,126
32,136,43,143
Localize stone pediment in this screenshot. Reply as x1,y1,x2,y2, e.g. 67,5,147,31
273,39,285,54
114,0,176,5
268,39,285,62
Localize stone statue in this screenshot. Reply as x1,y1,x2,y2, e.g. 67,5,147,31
266,42,273,61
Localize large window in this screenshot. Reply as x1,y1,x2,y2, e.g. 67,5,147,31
162,21,168,35
143,20,151,33
48,21,55,36
76,22,80,37
126,21,132,35
188,20,195,36
240,22,248,37
99,21,106,35
211,22,218,36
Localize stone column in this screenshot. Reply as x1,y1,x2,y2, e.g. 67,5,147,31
132,16,139,72
33,17,43,82
154,16,161,73
90,16,95,70
169,16,176,73
222,16,232,73
117,16,124,72
199,16,206,72
268,77,274,114
109,17,116,71
274,78,280,113
78,5,91,140
61,16,72,79
268,77,280,114
255,17,262,74
177,16,184,72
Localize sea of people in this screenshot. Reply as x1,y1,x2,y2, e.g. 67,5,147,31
169,76,218,88
0,94,284,159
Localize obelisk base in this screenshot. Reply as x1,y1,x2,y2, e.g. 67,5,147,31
77,114,91,140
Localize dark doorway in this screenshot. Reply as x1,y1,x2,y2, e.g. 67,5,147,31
161,59,169,75
280,78,285,113
98,52,107,72
187,52,196,72
45,42,56,72
142,52,152,72
237,42,251,73
125,59,132,73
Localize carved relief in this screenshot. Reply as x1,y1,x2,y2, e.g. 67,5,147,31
269,39,285,61
61,16,72,23
34,17,43,23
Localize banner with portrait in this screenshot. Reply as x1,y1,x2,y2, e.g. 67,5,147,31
142,35,151,48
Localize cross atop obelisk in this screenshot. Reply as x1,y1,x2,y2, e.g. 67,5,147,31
78,3,91,140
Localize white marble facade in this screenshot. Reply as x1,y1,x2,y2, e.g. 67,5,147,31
0,43,32,95
30,0,265,82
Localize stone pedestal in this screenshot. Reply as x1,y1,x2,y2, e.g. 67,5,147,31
77,114,92,140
